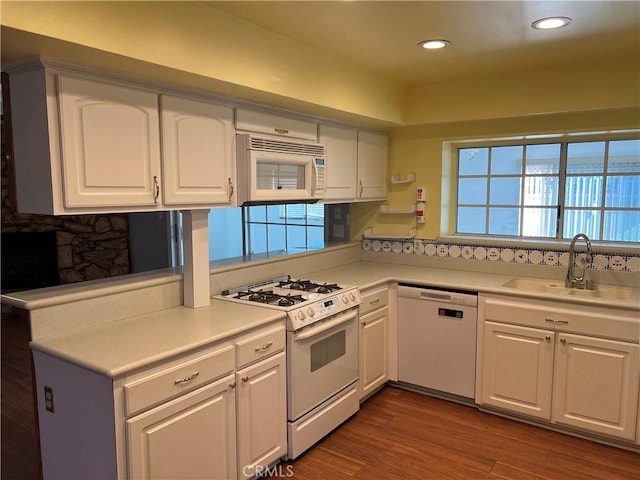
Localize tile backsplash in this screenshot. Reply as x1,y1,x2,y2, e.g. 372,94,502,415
361,237,640,273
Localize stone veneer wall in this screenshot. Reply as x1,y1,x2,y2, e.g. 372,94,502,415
1,115,131,285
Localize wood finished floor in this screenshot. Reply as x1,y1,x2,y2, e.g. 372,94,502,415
1,310,40,480
2,311,638,480
275,387,639,480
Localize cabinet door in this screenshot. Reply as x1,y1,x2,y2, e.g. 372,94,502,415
481,321,554,420
127,375,237,480
359,307,388,400
319,125,358,201
357,131,388,200
236,352,287,480
58,75,161,208
553,333,639,441
161,95,235,206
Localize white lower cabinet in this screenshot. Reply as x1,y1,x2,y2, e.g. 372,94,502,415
553,333,639,441
478,294,640,444
127,375,237,480
236,352,287,479
32,321,286,480
481,322,554,420
359,287,389,400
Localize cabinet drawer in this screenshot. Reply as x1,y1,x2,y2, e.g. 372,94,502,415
482,296,640,343
236,326,286,368
124,344,235,416
360,288,389,316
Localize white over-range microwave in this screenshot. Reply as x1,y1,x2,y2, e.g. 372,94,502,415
235,134,326,205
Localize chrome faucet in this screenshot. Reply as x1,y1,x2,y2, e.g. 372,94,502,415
565,233,594,289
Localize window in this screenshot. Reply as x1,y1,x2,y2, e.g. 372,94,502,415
456,137,640,242
244,204,325,255
201,203,328,263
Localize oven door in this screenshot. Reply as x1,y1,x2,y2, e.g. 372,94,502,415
287,308,359,421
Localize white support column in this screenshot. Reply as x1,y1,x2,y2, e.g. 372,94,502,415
181,209,211,308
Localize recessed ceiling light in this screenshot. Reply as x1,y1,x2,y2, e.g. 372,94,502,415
418,39,451,50
531,16,572,30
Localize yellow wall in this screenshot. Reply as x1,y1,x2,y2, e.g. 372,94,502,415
350,107,640,240
404,59,639,126
0,1,405,127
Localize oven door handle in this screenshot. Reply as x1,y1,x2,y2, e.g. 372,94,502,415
294,309,358,341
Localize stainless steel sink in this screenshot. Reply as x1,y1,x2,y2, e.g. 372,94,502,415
502,278,634,300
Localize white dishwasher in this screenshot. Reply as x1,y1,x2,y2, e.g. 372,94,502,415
397,283,478,403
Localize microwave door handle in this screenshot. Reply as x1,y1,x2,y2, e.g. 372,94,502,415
311,159,317,196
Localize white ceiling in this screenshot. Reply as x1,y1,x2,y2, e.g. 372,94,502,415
209,1,640,85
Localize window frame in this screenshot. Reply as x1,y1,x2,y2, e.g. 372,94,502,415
452,132,640,244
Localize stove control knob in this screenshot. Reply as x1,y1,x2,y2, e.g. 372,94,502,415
342,295,348,304
298,311,306,321
307,307,315,317
349,292,357,302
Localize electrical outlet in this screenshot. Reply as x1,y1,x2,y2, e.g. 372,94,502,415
44,386,55,413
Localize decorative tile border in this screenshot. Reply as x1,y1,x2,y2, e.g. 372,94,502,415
361,237,640,273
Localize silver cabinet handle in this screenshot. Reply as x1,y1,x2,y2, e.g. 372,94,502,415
153,176,160,204
255,342,273,352
359,180,364,197
370,298,380,305
227,177,234,202
174,371,199,385
274,128,289,135
545,318,569,325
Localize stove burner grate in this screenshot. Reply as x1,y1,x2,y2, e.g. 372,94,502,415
235,289,306,306
278,279,341,293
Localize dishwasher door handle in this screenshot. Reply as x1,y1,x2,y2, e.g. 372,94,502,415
420,291,453,302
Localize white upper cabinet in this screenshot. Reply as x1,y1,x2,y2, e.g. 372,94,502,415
58,75,162,209
357,131,388,200
160,95,235,206
235,107,317,141
319,125,358,202
6,60,238,214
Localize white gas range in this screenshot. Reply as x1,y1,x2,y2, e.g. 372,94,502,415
217,275,361,332
215,276,361,459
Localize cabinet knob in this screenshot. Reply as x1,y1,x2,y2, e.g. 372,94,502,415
242,376,249,383
361,321,367,326
560,338,567,344
545,336,552,342
229,382,236,389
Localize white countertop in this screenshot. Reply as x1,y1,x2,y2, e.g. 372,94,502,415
28,260,639,379
307,262,640,310
30,300,285,378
